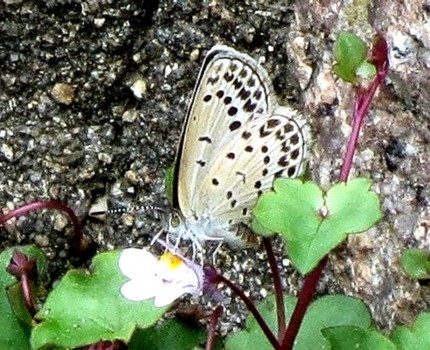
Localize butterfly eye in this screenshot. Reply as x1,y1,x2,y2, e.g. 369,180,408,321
169,213,182,228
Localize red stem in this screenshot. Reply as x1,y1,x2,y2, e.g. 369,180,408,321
205,305,223,350
0,200,86,253
263,237,286,339
21,274,36,316
279,259,326,349
280,35,389,349
218,274,279,349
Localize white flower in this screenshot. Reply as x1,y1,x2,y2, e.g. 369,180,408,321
119,248,202,307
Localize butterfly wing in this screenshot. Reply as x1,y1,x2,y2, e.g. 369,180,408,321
173,45,276,219
199,106,310,225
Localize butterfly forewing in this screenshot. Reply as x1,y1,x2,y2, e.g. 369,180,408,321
175,46,276,218
171,45,310,247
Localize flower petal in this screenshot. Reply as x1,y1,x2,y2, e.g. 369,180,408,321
153,287,186,307
119,248,157,279
120,279,159,301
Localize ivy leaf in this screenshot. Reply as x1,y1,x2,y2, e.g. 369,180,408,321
226,295,371,350
323,325,396,349
391,312,430,349
252,178,382,274
31,251,167,349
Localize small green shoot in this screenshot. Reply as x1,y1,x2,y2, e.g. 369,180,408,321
400,248,430,280
0,246,46,350
333,31,376,84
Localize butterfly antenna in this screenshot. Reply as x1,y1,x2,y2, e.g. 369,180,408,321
89,202,167,219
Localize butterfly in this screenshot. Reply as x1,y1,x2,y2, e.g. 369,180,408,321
166,45,310,252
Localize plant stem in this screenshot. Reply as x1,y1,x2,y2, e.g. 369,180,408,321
263,237,286,339
280,34,389,349
205,305,223,350
218,274,279,349
0,200,88,253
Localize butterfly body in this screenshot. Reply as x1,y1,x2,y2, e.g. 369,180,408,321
168,45,310,249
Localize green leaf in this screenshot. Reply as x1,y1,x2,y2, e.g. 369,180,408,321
129,318,206,350
333,32,368,84
164,165,175,204
31,250,167,350
400,248,430,280
0,246,47,350
252,179,324,238
225,295,372,350
322,326,396,350
295,295,371,350
391,312,430,350
252,178,382,274
225,295,297,350
356,61,377,79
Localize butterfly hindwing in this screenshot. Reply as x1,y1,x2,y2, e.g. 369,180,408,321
199,106,310,225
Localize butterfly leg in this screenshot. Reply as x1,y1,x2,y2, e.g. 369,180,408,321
211,240,225,265
150,227,165,246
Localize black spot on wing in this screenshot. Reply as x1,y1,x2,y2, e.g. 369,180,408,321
229,121,242,131
253,90,262,100
239,68,248,78
267,119,281,128
224,72,234,82
288,166,297,177
278,155,289,167
243,99,257,112
229,62,238,72
233,79,243,89
228,106,238,116
284,123,294,133
237,88,251,100
290,134,299,145
198,136,212,143
242,131,252,140
207,75,220,85
291,149,300,160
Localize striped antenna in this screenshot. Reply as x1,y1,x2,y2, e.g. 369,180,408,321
89,197,166,219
